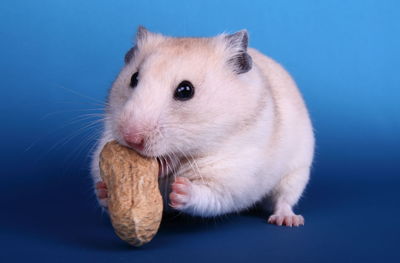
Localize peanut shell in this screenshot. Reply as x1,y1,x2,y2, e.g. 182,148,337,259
99,140,162,247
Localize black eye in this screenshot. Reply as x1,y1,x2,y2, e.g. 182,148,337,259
174,80,195,101
130,72,139,88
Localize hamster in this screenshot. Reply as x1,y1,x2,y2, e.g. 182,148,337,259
91,26,314,227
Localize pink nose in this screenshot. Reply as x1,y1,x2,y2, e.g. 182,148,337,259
123,133,145,151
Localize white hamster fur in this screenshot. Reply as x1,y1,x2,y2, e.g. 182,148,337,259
91,27,314,227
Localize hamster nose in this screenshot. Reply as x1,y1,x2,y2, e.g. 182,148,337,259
123,133,145,151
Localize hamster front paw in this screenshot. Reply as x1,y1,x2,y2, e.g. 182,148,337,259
95,181,108,208
169,177,192,210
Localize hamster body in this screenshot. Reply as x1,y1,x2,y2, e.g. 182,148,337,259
91,27,314,226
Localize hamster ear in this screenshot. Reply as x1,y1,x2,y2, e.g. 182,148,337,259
136,25,150,42
124,46,137,64
124,26,159,64
135,25,161,45
223,30,252,74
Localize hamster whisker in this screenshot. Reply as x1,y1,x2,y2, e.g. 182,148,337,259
42,119,104,156
169,151,181,175
170,144,204,184
162,155,173,202
70,129,104,171
156,130,182,179
156,155,164,178
162,121,233,129
40,108,106,120
158,124,201,136
129,131,149,136
61,126,102,171
59,116,108,130
186,150,204,185
66,120,105,160
73,113,108,119
25,113,108,153
33,119,103,164
87,132,104,159
67,114,107,124
51,100,108,107
165,156,170,177
159,155,167,202
56,86,109,107
160,123,232,135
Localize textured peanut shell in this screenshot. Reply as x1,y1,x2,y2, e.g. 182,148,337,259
99,141,162,247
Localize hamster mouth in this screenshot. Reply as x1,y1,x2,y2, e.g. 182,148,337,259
121,143,171,177
116,136,181,177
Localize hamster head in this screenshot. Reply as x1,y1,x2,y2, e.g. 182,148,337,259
106,27,266,158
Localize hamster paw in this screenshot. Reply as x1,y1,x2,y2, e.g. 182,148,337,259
95,181,108,208
169,177,192,210
268,213,304,227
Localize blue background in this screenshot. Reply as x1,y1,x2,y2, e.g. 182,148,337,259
1,0,399,262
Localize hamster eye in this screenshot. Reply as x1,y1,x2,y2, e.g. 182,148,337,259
130,72,139,88
174,81,195,101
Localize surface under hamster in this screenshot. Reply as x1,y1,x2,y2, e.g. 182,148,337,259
1,169,398,263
